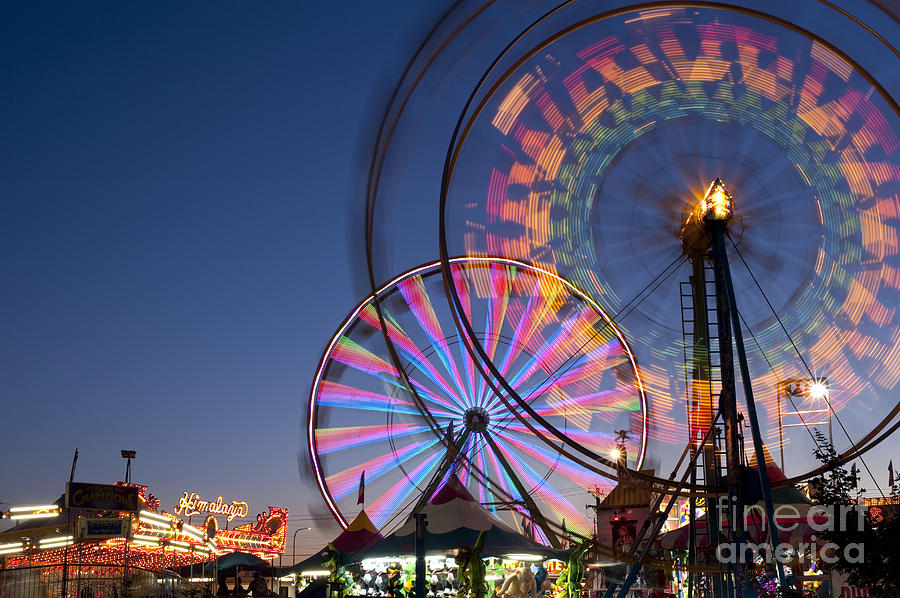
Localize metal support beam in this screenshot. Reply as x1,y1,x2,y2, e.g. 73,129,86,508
604,412,722,598
687,255,727,598
415,514,427,598
711,225,786,589
412,427,472,515
709,223,745,597
481,432,562,548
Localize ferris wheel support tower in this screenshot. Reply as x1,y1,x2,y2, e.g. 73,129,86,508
679,179,787,595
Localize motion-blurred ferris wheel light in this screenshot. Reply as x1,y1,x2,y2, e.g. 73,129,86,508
435,1,900,484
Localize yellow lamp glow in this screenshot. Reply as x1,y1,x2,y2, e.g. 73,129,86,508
701,178,733,221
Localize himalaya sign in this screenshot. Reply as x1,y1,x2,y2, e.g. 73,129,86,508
173,491,249,522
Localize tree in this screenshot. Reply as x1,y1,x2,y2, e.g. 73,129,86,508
808,430,900,596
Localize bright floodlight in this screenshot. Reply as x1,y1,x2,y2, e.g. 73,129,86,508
610,447,622,461
809,380,829,400
504,553,545,562
701,178,733,221
8,505,60,512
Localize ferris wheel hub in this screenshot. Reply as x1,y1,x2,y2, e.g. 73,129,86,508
463,406,490,433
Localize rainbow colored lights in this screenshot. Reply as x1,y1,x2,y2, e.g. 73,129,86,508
309,257,647,536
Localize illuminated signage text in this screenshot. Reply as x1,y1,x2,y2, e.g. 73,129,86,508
173,492,248,522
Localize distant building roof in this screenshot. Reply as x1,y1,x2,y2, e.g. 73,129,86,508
598,470,655,510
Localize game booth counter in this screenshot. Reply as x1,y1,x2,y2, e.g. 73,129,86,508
0,481,288,598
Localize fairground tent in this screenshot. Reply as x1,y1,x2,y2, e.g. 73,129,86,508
658,445,823,550
354,475,565,561
280,509,383,575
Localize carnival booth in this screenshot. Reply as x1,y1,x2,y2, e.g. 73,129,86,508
346,476,565,598
0,480,288,598
176,551,276,583
278,510,383,595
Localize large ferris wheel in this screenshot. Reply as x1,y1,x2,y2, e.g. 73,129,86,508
306,1,900,582
309,256,647,541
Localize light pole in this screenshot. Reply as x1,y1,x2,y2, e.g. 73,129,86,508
121,450,136,483
121,449,136,591
291,527,312,567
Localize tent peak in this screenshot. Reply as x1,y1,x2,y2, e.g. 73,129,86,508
346,509,377,534
430,475,478,505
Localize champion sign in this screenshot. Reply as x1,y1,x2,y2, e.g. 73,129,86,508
66,483,140,512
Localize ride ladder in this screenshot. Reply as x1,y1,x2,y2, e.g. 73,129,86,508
680,261,730,594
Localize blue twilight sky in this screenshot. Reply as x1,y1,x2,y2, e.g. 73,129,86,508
1,1,447,555
5,0,900,562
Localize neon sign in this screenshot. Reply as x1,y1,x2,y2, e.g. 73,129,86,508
173,492,248,522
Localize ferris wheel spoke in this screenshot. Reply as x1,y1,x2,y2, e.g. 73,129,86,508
492,436,588,532
449,263,487,407
358,304,468,406
455,330,479,409
501,306,599,390
523,355,625,400
502,422,618,456
315,422,432,454
461,434,506,506
325,436,444,500
469,436,512,512
457,434,475,488
331,335,404,380
470,266,513,408
316,380,458,418
486,402,518,420
475,436,494,509
404,374,470,416
497,431,601,491
511,281,566,350
531,387,642,418
481,437,523,504
483,263,513,366
493,276,544,374
477,275,551,410
333,335,461,416
512,339,624,403
397,277,472,403
367,449,447,528
331,335,461,414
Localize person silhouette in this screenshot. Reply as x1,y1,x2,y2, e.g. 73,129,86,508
249,573,268,597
